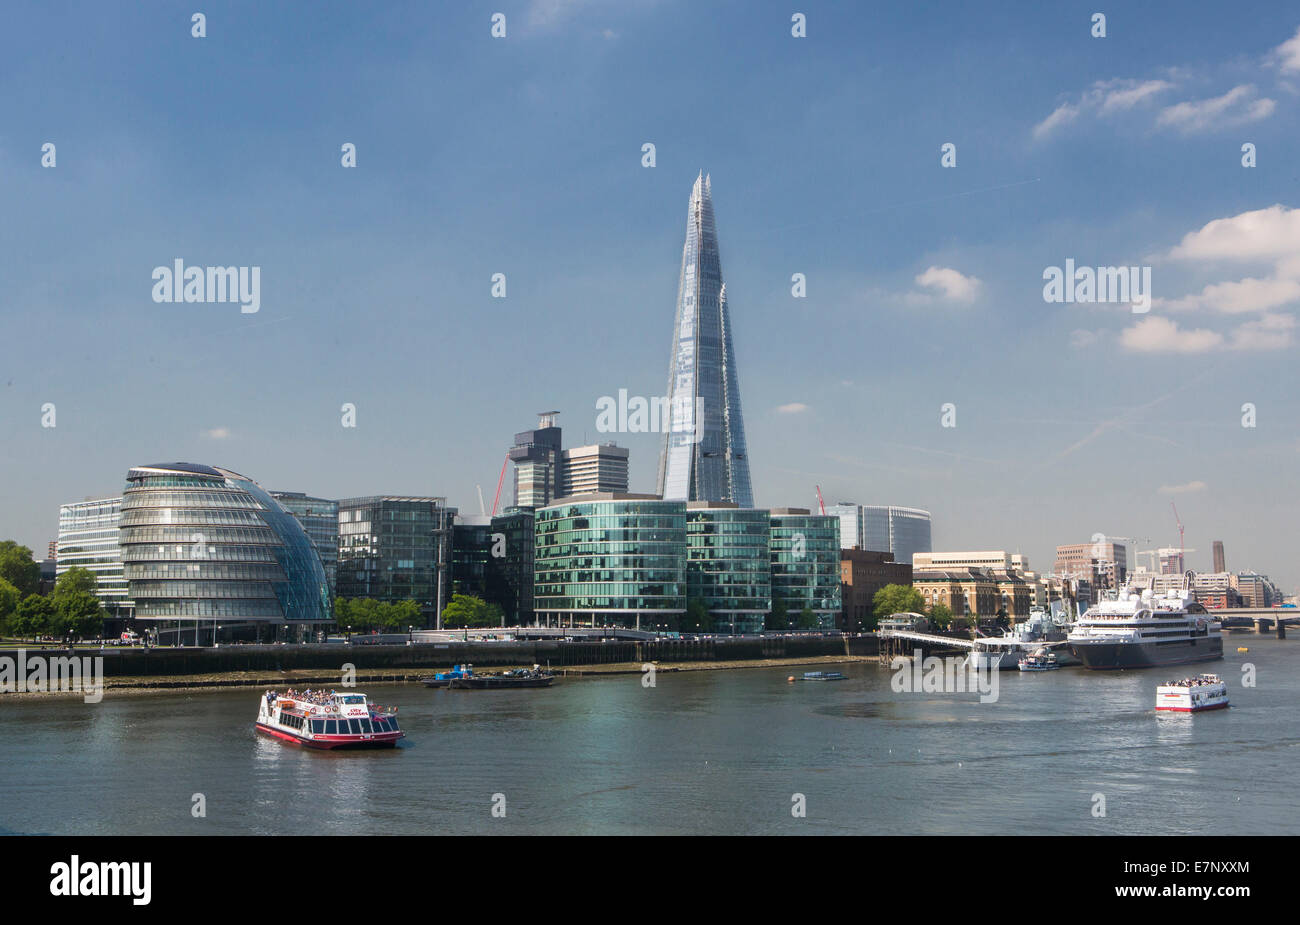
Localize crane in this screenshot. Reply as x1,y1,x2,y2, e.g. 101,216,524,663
815,485,826,516
490,452,510,517
1171,502,1185,569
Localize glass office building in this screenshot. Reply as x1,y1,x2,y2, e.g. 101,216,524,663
57,497,133,620
491,507,535,624
656,173,754,508
686,502,770,634
119,463,331,642
270,491,338,594
534,494,686,629
769,509,842,629
336,496,452,623
831,503,932,565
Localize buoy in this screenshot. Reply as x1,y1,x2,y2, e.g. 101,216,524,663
787,676,796,683
1238,647,1249,653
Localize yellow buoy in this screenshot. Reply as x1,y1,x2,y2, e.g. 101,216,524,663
1238,647,1249,653
787,676,796,683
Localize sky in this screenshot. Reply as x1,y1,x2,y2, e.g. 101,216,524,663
1,1,1298,592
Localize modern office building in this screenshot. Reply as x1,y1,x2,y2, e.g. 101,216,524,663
685,502,771,634
1233,571,1278,608
1212,540,1226,574
1055,541,1128,592
336,495,453,624
1158,547,1185,575
509,412,564,509
490,507,535,624
829,503,933,565
118,463,331,643
560,443,629,497
656,173,754,508
56,497,133,621
768,509,842,629
912,550,1014,571
534,494,686,629
451,515,494,601
270,491,338,594
839,549,911,631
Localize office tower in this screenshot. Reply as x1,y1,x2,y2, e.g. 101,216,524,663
830,502,933,565
57,497,132,620
1158,547,1185,575
1212,540,1225,574
560,443,629,497
270,491,339,594
490,507,535,624
336,495,453,624
656,173,754,507
1054,541,1128,591
686,502,771,634
509,412,563,509
768,509,842,629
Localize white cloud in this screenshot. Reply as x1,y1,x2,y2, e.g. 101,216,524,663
775,402,809,415
1120,317,1224,353
1159,480,1208,495
1167,204,1300,262
1033,78,1173,138
1228,313,1296,350
911,266,981,303
1155,84,1275,133
1273,25,1300,73
203,427,231,440
1032,102,1080,139
1156,275,1300,314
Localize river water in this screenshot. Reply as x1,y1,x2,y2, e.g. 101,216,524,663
1,635,1294,835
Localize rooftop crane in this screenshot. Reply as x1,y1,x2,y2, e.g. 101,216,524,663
1171,502,1185,569
815,485,826,516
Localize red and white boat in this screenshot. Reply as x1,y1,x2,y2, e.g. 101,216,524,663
1155,674,1229,713
256,689,404,748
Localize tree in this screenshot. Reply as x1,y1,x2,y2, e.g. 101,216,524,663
53,565,98,597
928,602,954,630
0,541,41,597
765,597,789,632
0,577,20,635
871,584,925,629
686,598,712,633
797,606,819,630
57,591,104,641
13,594,57,641
441,594,504,628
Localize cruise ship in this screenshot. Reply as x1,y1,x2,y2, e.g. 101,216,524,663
1067,577,1222,670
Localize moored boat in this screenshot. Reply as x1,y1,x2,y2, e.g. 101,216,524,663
1068,574,1222,670
421,664,474,688
1017,651,1059,671
1156,674,1229,713
256,689,404,748
447,667,555,690
800,671,846,681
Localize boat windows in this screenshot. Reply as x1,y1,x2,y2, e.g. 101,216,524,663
348,719,361,734
326,720,339,735
310,720,324,734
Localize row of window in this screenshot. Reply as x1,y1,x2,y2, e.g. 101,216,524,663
130,581,279,599
121,526,278,545
136,600,290,618
121,544,280,563
123,490,265,510
120,509,269,527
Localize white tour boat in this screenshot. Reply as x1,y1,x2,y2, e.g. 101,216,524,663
1155,674,1229,713
256,689,404,749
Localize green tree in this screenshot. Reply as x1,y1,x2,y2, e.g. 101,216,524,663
53,565,98,597
765,597,789,632
0,541,41,597
441,594,504,628
0,577,20,635
928,602,954,630
57,591,104,640
797,606,819,630
13,594,57,641
871,584,925,629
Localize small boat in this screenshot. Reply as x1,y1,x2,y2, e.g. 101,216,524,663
447,667,555,690
1017,651,1060,672
1156,674,1229,713
256,689,404,749
421,664,474,688
800,671,846,681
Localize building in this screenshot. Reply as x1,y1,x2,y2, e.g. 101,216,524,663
912,550,1014,571
1212,540,1225,574
451,515,494,602
336,495,453,625
769,509,842,629
1158,547,1185,575
839,549,911,631
490,507,535,624
686,502,771,634
509,412,563,509
829,503,932,565
118,463,330,643
57,497,132,621
656,173,754,508
1055,541,1128,592
560,443,629,496
1233,571,1278,608
912,569,999,620
270,492,338,594
534,494,686,629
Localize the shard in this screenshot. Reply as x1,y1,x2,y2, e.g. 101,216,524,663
656,173,754,507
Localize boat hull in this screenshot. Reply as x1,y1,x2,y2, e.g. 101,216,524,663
447,676,554,690
1156,702,1230,713
1071,637,1223,670
256,722,403,749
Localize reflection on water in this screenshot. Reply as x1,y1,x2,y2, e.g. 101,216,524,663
0,635,1295,835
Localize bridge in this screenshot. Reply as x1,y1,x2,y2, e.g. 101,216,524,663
1212,608,1299,634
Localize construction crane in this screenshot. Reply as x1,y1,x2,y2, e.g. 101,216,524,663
1171,502,1185,568
490,452,510,517
815,485,826,516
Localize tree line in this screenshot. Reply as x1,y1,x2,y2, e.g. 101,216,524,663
0,541,105,642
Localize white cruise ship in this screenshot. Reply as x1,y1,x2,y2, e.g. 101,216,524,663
1067,577,1221,670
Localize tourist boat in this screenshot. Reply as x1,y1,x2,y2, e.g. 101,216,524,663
1068,575,1222,670
1017,651,1059,671
1156,674,1229,713
420,664,474,688
446,667,555,690
800,671,847,681
255,689,404,748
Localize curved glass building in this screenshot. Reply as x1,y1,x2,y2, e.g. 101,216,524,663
769,509,842,629
534,494,685,629
686,502,770,634
119,463,331,642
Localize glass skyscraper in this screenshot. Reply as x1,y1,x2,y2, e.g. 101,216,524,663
656,173,754,508
57,497,132,620
830,502,932,565
769,509,842,629
686,502,770,634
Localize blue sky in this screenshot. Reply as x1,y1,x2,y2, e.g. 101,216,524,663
2,1,1298,591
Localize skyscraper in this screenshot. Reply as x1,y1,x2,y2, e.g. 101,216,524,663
509,412,563,509
656,173,754,508
1212,540,1225,574
560,443,629,496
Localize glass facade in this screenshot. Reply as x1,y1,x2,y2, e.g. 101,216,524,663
656,173,754,508
686,505,770,634
770,511,842,629
833,503,932,565
335,496,452,623
57,497,132,619
270,492,338,594
119,463,331,636
534,496,685,629
491,507,535,624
